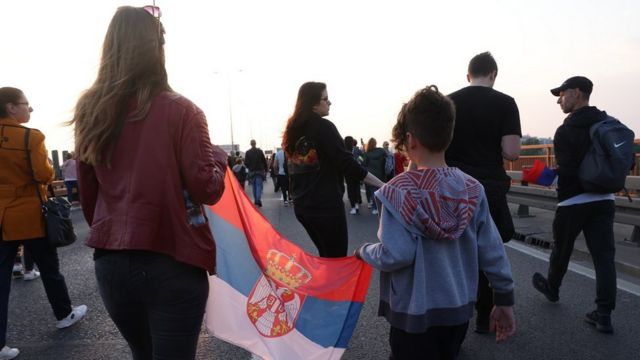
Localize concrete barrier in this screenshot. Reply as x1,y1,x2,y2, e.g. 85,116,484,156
507,171,640,245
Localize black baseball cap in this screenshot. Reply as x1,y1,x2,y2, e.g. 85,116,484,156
550,76,593,96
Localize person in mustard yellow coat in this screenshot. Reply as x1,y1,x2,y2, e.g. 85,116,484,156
0,87,87,360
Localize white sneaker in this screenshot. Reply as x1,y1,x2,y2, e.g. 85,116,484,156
372,209,379,215
349,207,357,215
23,270,40,281
283,200,289,207
56,305,88,329
367,202,373,209
0,346,19,360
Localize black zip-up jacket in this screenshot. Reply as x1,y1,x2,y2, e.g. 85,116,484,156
287,113,367,214
554,106,608,201
244,147,267,172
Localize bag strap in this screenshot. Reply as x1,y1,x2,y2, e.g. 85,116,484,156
588,116,618,139
23,128,46,210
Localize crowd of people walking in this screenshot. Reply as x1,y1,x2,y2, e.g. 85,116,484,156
0,4,630,360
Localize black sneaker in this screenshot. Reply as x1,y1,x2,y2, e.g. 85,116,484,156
584,311,614,334
532,272,559,302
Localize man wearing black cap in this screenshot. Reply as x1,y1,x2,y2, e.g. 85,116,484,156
445,51,522,334
532,76,617,334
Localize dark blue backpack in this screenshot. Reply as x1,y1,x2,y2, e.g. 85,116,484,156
578,116,635,193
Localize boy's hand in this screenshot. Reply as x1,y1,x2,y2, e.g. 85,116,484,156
490,306,515,343
353,245,364,260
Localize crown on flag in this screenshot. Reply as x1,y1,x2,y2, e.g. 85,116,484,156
265,249,312,289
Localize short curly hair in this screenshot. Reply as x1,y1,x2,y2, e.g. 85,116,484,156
391,85,455,153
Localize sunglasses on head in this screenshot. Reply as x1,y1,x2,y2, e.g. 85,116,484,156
142,3,164,44
142,5,161,18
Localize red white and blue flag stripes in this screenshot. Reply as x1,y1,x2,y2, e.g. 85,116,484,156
204,170,372,360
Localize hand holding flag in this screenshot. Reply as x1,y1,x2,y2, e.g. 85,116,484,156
204,169,372,360
522,160,557,186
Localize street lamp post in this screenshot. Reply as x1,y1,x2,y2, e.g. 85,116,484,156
214,69,243,154
226,76,235,152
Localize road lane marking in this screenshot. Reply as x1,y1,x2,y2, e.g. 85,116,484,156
505,241,640,297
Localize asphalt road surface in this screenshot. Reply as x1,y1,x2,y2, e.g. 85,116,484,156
6,189,640,359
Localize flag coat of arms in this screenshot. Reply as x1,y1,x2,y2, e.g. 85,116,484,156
205,170,372,360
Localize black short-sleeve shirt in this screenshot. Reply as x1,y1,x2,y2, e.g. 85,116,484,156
445,86,521,180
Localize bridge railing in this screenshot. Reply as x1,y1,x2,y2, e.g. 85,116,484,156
505,142,640,175
506,170,640,246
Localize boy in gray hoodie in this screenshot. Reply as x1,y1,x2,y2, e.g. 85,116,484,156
356,85,516,359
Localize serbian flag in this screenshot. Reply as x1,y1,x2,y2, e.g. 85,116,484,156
204,170,372,360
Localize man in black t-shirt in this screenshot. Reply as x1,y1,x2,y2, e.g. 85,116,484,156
445,51,522,334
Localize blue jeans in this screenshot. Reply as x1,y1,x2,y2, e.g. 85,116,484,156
251,174,264,204
94,250,208,360
365,185,379,210
64,180,79,202
0,237,73,348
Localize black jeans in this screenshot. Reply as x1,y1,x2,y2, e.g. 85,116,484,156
64,180,79,202
22,246,35,271
475,181,514,319
294,209,348,258
345,177,361,208
0,236,73,348
95,250,209,360
389,323,469,360
277,175,290,202
548,200,616,313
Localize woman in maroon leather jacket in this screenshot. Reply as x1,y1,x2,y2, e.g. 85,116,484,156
70,6,227,359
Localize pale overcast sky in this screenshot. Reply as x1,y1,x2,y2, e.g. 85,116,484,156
1,0,639,153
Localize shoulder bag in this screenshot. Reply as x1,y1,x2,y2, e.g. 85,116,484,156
24,129,77,247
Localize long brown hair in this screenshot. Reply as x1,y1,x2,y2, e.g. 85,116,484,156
282,82,326,156
366,137,377,152
70,6,170,166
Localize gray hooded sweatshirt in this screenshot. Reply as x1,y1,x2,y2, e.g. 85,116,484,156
358,167,514,332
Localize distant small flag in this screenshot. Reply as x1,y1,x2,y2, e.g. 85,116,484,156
205,170,372,360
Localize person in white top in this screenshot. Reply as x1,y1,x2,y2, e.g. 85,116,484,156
274,148,289,205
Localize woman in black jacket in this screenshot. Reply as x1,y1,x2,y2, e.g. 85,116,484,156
363,137,387,215
282,82,384,257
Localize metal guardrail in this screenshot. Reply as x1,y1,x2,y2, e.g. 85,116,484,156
506,171,640,245
505,142,640,176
